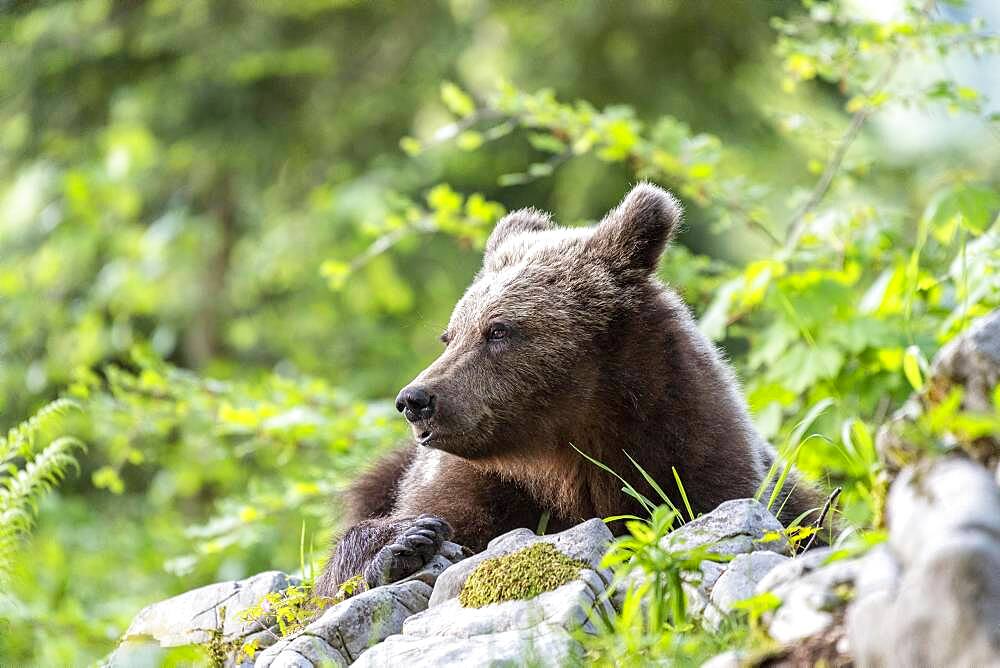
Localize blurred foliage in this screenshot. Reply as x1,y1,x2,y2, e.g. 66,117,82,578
1,0,998,664
0,399,84,583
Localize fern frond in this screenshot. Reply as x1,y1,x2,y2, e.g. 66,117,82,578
0,398,80,466
0,401,85,584
1,436,84,508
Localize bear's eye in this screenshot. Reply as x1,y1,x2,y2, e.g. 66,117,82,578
486,323,510,341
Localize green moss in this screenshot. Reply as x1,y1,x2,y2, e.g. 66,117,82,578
458,542,587,608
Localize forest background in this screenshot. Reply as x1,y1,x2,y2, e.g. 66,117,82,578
1,0,998,663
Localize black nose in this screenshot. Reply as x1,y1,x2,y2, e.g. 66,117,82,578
395,386,436,421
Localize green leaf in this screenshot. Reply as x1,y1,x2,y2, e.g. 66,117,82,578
456,131,483,151
902,346,925,391
527,162,553,177
92,466,124,495
849,419,876,465
399,136,422,156
527,133,567,154
320,260,351,290
440,81,476,118
498,172,529,187
768,344,844,393
924,184,1000,234
426,183,463,214
698,278,740,341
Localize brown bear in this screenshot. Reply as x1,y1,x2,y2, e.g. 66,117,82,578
315,183,824,596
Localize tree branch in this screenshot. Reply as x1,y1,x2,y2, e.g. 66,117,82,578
783,0,937,252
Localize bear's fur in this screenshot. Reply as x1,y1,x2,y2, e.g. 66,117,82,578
315,183,824,595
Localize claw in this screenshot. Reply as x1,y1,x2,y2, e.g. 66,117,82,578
362,515,453,588
410,528,438,541
405,535,435,548
413,516,452,538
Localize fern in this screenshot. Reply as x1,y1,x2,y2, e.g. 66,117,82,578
1,398,80,464
0,399,85,583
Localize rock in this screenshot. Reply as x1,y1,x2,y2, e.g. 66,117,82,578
690,559,727,594
754,546,837,593
660,499,790,557
704,551,788,629
429,518,613,607
847,457,1000,667
848,313,1000,667
111,540,466,667
267,647,328,668
930,308,1000,414
609,557,725,621
355,624,580,667
610,558,726,623
109,571,300,666
254,578,432,666
843,546,900,663
886,457,1000,566
120,570,299,647
878,309,1000,471
846,544,899,603
257,545,467,667
700,650,744,668
757,552,862,644
613,499,788,624
760,623,852,668
408,572,610,639
680,559,727,620
355,521,614,667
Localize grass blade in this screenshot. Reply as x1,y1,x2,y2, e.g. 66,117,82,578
572,443,657,516
671,466,696,522
621,450,683,519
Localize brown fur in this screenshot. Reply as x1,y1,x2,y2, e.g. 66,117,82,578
315,183,824,596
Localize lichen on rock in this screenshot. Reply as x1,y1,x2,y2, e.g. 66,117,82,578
457,542,586,608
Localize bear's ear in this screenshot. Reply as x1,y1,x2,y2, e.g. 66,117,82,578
484,208,553,257
585,182,682,275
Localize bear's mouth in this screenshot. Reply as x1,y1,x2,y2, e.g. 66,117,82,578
416,429,435,445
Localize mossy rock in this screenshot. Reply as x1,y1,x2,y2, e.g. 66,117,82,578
458,542,587,608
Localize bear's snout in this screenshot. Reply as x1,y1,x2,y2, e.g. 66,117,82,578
395,385,436,424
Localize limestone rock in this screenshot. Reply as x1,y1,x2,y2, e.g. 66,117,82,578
680,559,727,619
930,308,1000,414
885,457,1000,566
119,571,299,647
700,650,745,668
355,521,614,667
615,499,788,623
355,624,580,667
757,550,862,644
256,543,467,667
111,540,466,668
847,457,1000,667
428,518,613,608
660,499,790,557
255,578,432,667
109,571,300,666
704,551,788,629
754,546,838,594
878,309,1000,471
610,556,725,621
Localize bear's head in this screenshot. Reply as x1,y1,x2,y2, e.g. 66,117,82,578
394,182,682,460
